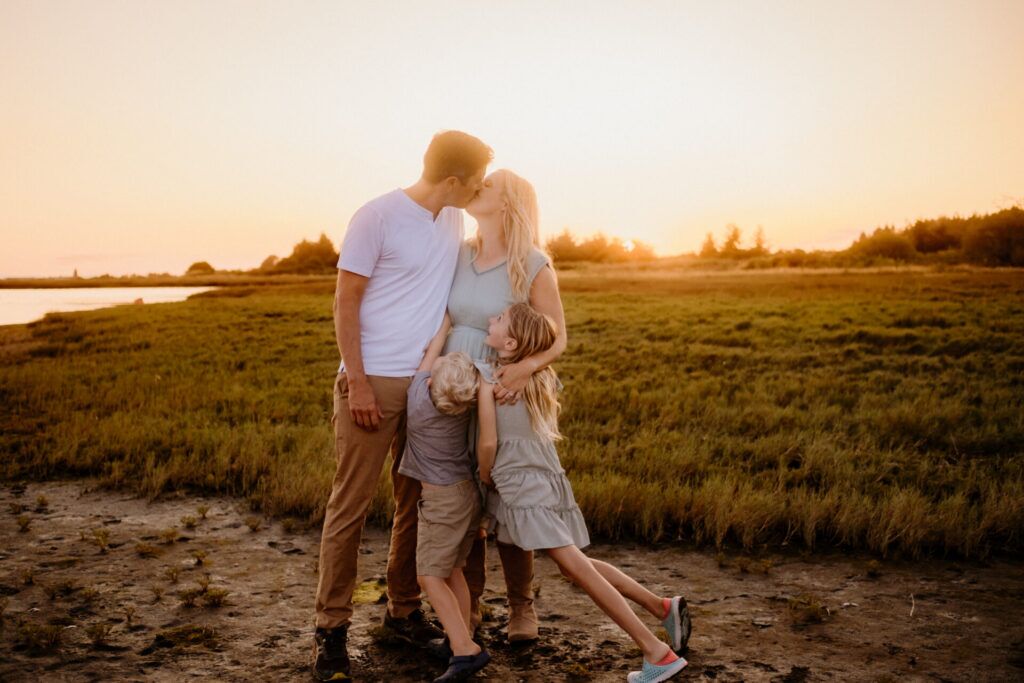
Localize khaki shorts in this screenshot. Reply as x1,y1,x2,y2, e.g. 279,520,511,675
416,479,481,577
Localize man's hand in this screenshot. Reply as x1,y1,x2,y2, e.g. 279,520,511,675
348,377,384,431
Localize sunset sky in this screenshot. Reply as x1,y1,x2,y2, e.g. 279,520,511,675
2,0,1023,277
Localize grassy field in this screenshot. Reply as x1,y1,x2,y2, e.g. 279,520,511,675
2,268,1022,558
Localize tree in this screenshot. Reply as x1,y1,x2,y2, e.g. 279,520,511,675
272,233,340,274
721,224,742,257
753,226,768,256
700,233,718,258
259,255,279,272
186,261,215,275
546,229,580,262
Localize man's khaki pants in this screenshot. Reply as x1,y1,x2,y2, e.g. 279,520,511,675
315,372,421,629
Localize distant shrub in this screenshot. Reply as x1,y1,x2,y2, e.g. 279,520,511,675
185,261,216,276
271,233,339,274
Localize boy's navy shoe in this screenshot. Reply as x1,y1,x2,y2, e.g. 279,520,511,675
312,625,351,681
382,608,445,645
433,649,491,682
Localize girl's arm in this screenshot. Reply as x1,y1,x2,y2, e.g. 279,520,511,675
476,379,498,487
494,266,567,394
417,312,452,373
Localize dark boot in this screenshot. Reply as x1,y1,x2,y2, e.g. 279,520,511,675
312,625,351,681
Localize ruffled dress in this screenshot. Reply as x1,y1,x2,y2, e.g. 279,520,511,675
477,363,590,551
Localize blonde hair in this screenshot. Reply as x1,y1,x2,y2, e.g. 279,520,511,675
499,303,562,441
430,352,480,415
474,169,546,302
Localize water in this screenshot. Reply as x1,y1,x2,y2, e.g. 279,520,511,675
0,287,215,326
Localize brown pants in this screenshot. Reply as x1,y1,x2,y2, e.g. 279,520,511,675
314,373,422,629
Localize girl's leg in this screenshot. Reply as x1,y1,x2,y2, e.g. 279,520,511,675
589,558,666,619
446,568,471,632
546,546,671,664
418,575,480,657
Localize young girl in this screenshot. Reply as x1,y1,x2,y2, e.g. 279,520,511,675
476,302,692,682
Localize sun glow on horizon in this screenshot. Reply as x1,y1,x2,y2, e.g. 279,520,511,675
2,0,1023,277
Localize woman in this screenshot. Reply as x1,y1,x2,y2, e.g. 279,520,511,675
443,169,567,642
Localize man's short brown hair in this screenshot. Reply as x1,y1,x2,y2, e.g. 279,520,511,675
423,130,493,184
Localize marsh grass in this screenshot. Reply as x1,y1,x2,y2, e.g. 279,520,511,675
2,270,1022,557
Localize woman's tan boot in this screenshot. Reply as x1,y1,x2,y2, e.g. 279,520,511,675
498,542,538,642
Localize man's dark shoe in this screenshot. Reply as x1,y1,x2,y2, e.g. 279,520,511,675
433,649,491,682
312,626,351,681
382,608,445,646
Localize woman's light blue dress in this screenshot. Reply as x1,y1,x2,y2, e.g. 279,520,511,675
443,241,589,550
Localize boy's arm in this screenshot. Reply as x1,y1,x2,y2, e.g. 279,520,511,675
476,379,498,487
417,312,452,373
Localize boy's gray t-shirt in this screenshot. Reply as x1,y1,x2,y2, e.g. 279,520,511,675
397,370,473,486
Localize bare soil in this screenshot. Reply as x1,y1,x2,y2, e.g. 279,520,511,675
1,480,1022,682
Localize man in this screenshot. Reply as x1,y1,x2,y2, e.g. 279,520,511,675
313,131,493,681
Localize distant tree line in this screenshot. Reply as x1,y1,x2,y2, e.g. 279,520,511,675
183,205,1023,276
699,206,1024,268
545,230,656,263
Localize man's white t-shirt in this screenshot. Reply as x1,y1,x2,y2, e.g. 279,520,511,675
337,189,463,377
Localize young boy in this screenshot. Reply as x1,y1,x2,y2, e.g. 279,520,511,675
398,321,490,683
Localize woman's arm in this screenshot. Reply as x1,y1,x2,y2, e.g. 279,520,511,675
417,312,452,373
476,379,498,487
494,266,567,395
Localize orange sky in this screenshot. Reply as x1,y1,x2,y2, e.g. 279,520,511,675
2,0,1023,277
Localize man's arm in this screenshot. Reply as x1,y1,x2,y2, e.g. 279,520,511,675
417,312,452,373
335,269,383,431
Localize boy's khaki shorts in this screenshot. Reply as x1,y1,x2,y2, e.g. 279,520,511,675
416,479,481,577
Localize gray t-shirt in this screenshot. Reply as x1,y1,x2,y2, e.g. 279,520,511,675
397,371,473,486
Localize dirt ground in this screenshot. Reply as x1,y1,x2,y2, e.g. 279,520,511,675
1,481,1022,682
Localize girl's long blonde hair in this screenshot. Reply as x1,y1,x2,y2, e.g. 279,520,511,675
475,170,544,302
499,303,561,441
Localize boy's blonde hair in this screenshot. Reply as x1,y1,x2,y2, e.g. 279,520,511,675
500,303,561,441
430,352,480,415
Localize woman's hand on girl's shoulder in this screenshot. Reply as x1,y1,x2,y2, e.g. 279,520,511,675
494,360,535,403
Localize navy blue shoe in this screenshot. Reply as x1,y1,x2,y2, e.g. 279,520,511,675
432,649,491,682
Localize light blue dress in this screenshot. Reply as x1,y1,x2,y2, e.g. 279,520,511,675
443,241,589,550
444,241,551,361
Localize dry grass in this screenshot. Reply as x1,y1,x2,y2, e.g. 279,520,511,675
2,269,1022,558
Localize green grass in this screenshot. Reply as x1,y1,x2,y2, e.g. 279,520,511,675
2,270,1023,558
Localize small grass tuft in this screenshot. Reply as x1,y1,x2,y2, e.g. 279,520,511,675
16,515,31,533
159,527,179,544
788,593,831,626
178,588,203,608
90,527,111,553
151,624,218,650
79,587,100,603
9,502,24,515
135,542,162,559
244,516,263,532
86,622,114,647
15,621,63,652
196,574,212,592
122,604,137,628
150,585,165,602
191,549,208,567
180,515,197,530
196,504,209,520
35,495,49,512
20,568,35,586
201,588,229,608
281,518,296,533
866,559,883,579
164,565,182,583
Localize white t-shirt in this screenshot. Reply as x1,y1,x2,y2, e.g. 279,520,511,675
337,189,463,377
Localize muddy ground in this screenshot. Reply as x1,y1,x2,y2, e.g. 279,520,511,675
1,480,1022,682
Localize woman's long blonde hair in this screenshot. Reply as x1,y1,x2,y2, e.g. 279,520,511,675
475,170,544,302
498,303,561,441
